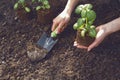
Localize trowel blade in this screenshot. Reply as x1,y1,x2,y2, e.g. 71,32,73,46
37,32,58,52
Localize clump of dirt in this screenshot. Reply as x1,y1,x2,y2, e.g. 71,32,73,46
76,30,95,47
27,42,48,62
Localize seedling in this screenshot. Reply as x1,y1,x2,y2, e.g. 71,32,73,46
32,0,50,11
73,4,97,38
14,0,31,12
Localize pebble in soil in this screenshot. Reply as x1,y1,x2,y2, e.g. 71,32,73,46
27,42,48,62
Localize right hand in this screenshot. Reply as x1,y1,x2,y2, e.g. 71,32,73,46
51,10,71,34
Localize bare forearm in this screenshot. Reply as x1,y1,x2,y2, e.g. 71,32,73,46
64,0,79,15
105,17,120,34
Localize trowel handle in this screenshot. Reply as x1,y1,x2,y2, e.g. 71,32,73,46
51,31,58,38
50,27,59,38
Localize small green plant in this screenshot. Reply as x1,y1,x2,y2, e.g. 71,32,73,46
32,0,50,11
14,0,31,12
73,4,97,38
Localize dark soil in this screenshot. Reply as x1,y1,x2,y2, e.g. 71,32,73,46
0,0,120,80
27,42,48,62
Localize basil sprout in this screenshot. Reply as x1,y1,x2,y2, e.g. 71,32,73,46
74,4,97,38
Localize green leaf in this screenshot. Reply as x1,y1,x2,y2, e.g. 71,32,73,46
73,23,79,30
36,6,41,10
38,0,41,2
81,9,87,18
14,3,19,10
85,4,93,10
86,10,96,21
18,0,25,3
78,5,84,9
89,28,96,38
81,29,87,37
77,18,85,27
43,0,49,5
32,0,35,3
45,5,50,9
75,6,82,14
88,21,94,25
51,31,57,38
90,25,95,29
41,6,45,9
25,7,31,12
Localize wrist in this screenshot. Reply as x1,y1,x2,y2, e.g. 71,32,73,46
64,0,79,16
63,8,72,16
104,18,120,34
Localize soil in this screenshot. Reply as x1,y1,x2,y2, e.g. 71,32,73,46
0,0,120,80
36,8,57,25
27,42,48,62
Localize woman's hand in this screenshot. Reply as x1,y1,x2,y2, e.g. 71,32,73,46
51,10,71,34
51,0,79,34
74,25,109,51
74,17,120,51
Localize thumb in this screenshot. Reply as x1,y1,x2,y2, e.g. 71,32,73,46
87,39,98,51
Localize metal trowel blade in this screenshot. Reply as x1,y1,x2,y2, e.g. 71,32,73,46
37,32,58,52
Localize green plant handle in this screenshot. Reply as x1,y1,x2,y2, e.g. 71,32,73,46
51,31,57,38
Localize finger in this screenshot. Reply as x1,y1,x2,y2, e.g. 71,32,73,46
87,40,98,52
87,36,104,52
61,23,67,31
96,26,100,32
73,41,78,46
77,45,88,49
56,21,65,34
52,20,58,31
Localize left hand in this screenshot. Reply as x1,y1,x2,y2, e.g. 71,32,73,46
73,25,109,51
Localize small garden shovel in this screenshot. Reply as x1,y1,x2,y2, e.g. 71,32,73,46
37,29,59,53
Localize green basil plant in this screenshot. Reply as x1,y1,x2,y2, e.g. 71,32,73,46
32,0,50,11
14,0,31,13
73,4,97,38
